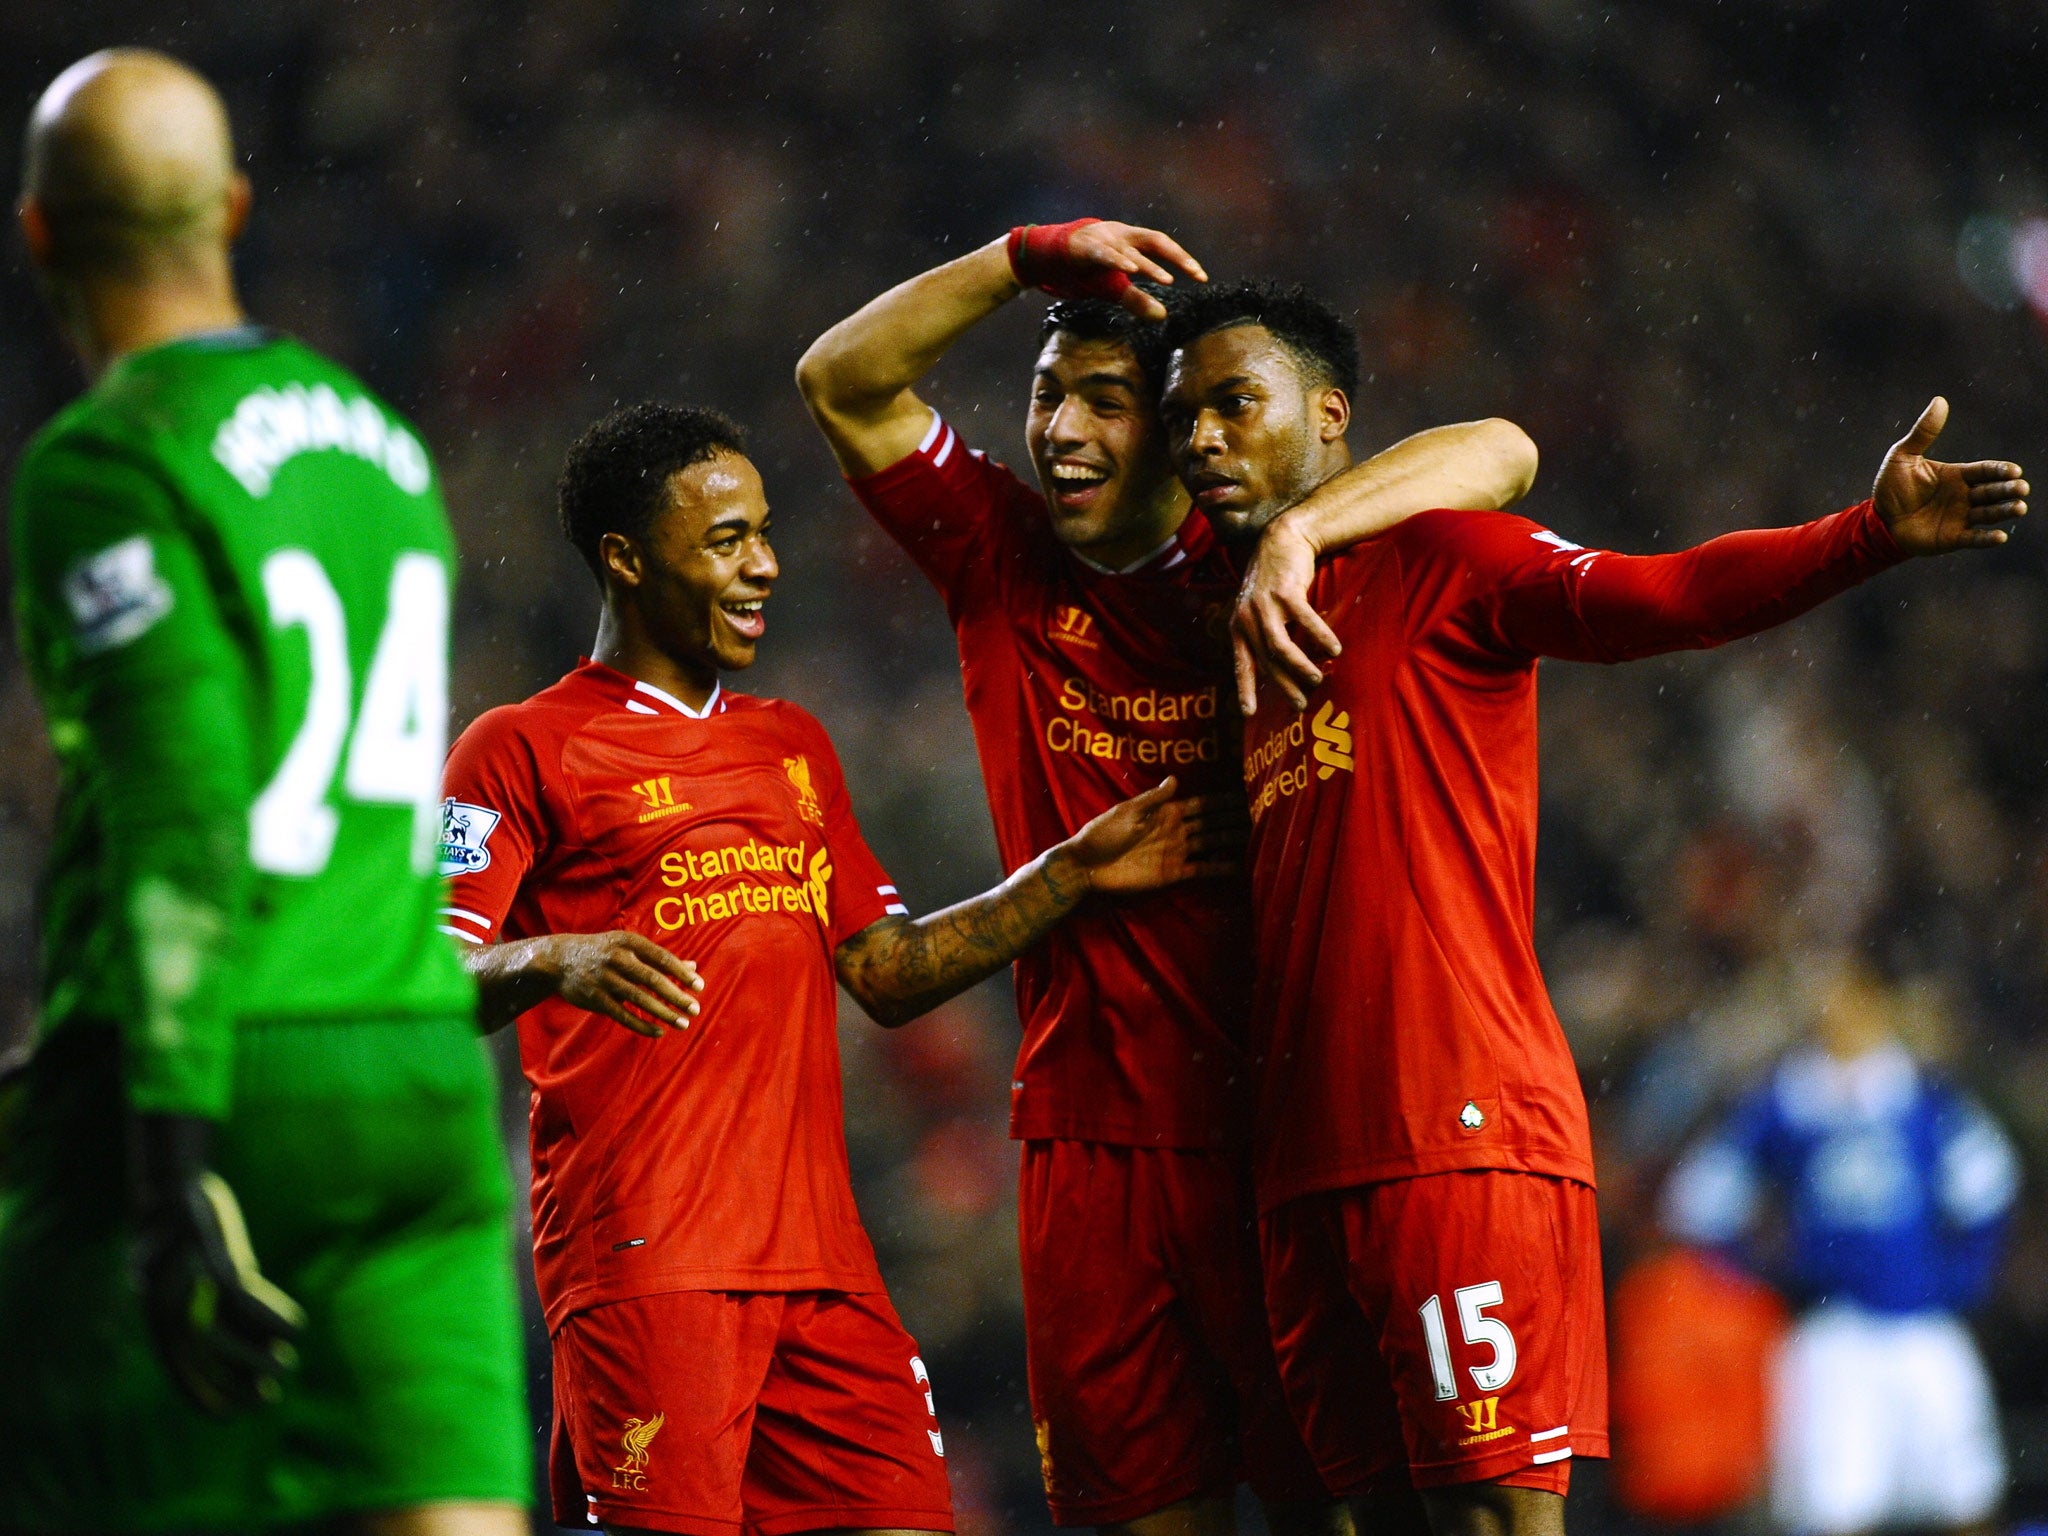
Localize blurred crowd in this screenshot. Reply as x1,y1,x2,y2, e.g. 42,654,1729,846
3,2,2046,1532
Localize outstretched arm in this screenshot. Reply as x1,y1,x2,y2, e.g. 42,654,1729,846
834,780,1238,1027
1495,396,2026,663
1233,417,1541,709
797,220,1205,477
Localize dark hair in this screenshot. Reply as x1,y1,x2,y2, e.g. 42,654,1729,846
1161,278,1360,398
1038,280,1174,391
557,402,748,578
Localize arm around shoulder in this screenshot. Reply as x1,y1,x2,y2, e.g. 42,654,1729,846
1280,416,1538,559
1229,418,1539,711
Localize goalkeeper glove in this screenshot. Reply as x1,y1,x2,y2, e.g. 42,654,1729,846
130,1111,306,1416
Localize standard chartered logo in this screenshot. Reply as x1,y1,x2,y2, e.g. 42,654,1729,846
1245,697,1356,821
1310,701,1355,778
1047,674,1221,766
212,383,432,498
651,837,830,931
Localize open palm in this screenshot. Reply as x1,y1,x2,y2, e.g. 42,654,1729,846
1873,397,2028,556
1067,779,1245,893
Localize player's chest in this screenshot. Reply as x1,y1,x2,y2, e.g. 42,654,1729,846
554,724,826,873
970,575,1238,774
1013,566,1233,675
1241,561,1406,828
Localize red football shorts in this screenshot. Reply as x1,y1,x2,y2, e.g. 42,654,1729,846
1020,1140,1327,1525
548,1289,954,1535
1261,1170,1608,1497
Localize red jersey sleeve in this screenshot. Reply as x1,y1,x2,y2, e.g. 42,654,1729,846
845,410,1045,620
438,704,550,946
1405,502,1905,664
792,712,902,949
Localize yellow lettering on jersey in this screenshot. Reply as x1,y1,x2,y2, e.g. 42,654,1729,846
1311,701,1355,778
1058,676,1217,724
650,836,827,933
1047,675,1221,765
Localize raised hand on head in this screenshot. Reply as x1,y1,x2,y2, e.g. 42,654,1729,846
1008,219,1207,320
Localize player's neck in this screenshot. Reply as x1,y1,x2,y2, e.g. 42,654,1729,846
1067,488,1191,572
1226,446,1356,550
1312,439,1354,490
590,607,721,713
65,264,245,378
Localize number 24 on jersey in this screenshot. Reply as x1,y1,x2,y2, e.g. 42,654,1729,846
249,548,448,877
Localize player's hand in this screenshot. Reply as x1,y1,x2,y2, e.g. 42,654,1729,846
131,1112,306,1418
1008,219,1207,320
1872,397,2027,556
546,931,703,1037
1056,778,1246,894
1233,514,1342,714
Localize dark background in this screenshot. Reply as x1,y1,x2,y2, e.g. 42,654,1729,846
2,3,2046,1532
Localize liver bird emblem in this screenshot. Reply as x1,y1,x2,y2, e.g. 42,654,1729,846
784,755,823,826
621,1412,665,1470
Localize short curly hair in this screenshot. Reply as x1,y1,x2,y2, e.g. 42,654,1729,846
1161,278,1360,398
558,402,749,578
1039,281,1175,391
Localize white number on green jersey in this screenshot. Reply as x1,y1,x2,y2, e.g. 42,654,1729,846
250,550,449,876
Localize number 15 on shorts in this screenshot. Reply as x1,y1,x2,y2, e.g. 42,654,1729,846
1419,1283,1517,1401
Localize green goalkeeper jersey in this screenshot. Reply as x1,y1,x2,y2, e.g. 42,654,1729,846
11,327,474,1119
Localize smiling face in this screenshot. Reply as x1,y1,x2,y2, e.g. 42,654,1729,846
1160,322,1351,544
1026,332,1186,564
605,450,778,675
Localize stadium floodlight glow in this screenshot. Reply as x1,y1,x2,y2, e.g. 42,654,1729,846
1954,214,2021,311
2008,217,2048,320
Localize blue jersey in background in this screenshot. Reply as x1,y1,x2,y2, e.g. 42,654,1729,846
1663,1043,2019,1312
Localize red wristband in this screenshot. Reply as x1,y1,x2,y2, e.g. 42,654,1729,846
1007,219,1134,304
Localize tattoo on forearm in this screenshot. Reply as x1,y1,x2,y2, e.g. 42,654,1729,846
837,854,1084,1025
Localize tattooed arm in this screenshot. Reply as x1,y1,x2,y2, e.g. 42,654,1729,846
834,779,1240,1028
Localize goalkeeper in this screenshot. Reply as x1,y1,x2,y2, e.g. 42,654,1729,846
0,50,527,1536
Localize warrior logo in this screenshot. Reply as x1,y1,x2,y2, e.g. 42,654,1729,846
1050,604,1099,649
1456,1397,1512,1445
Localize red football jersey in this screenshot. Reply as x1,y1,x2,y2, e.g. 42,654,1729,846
850,415,1250,1147
440,660,902,1328
1242,503,1902,1209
